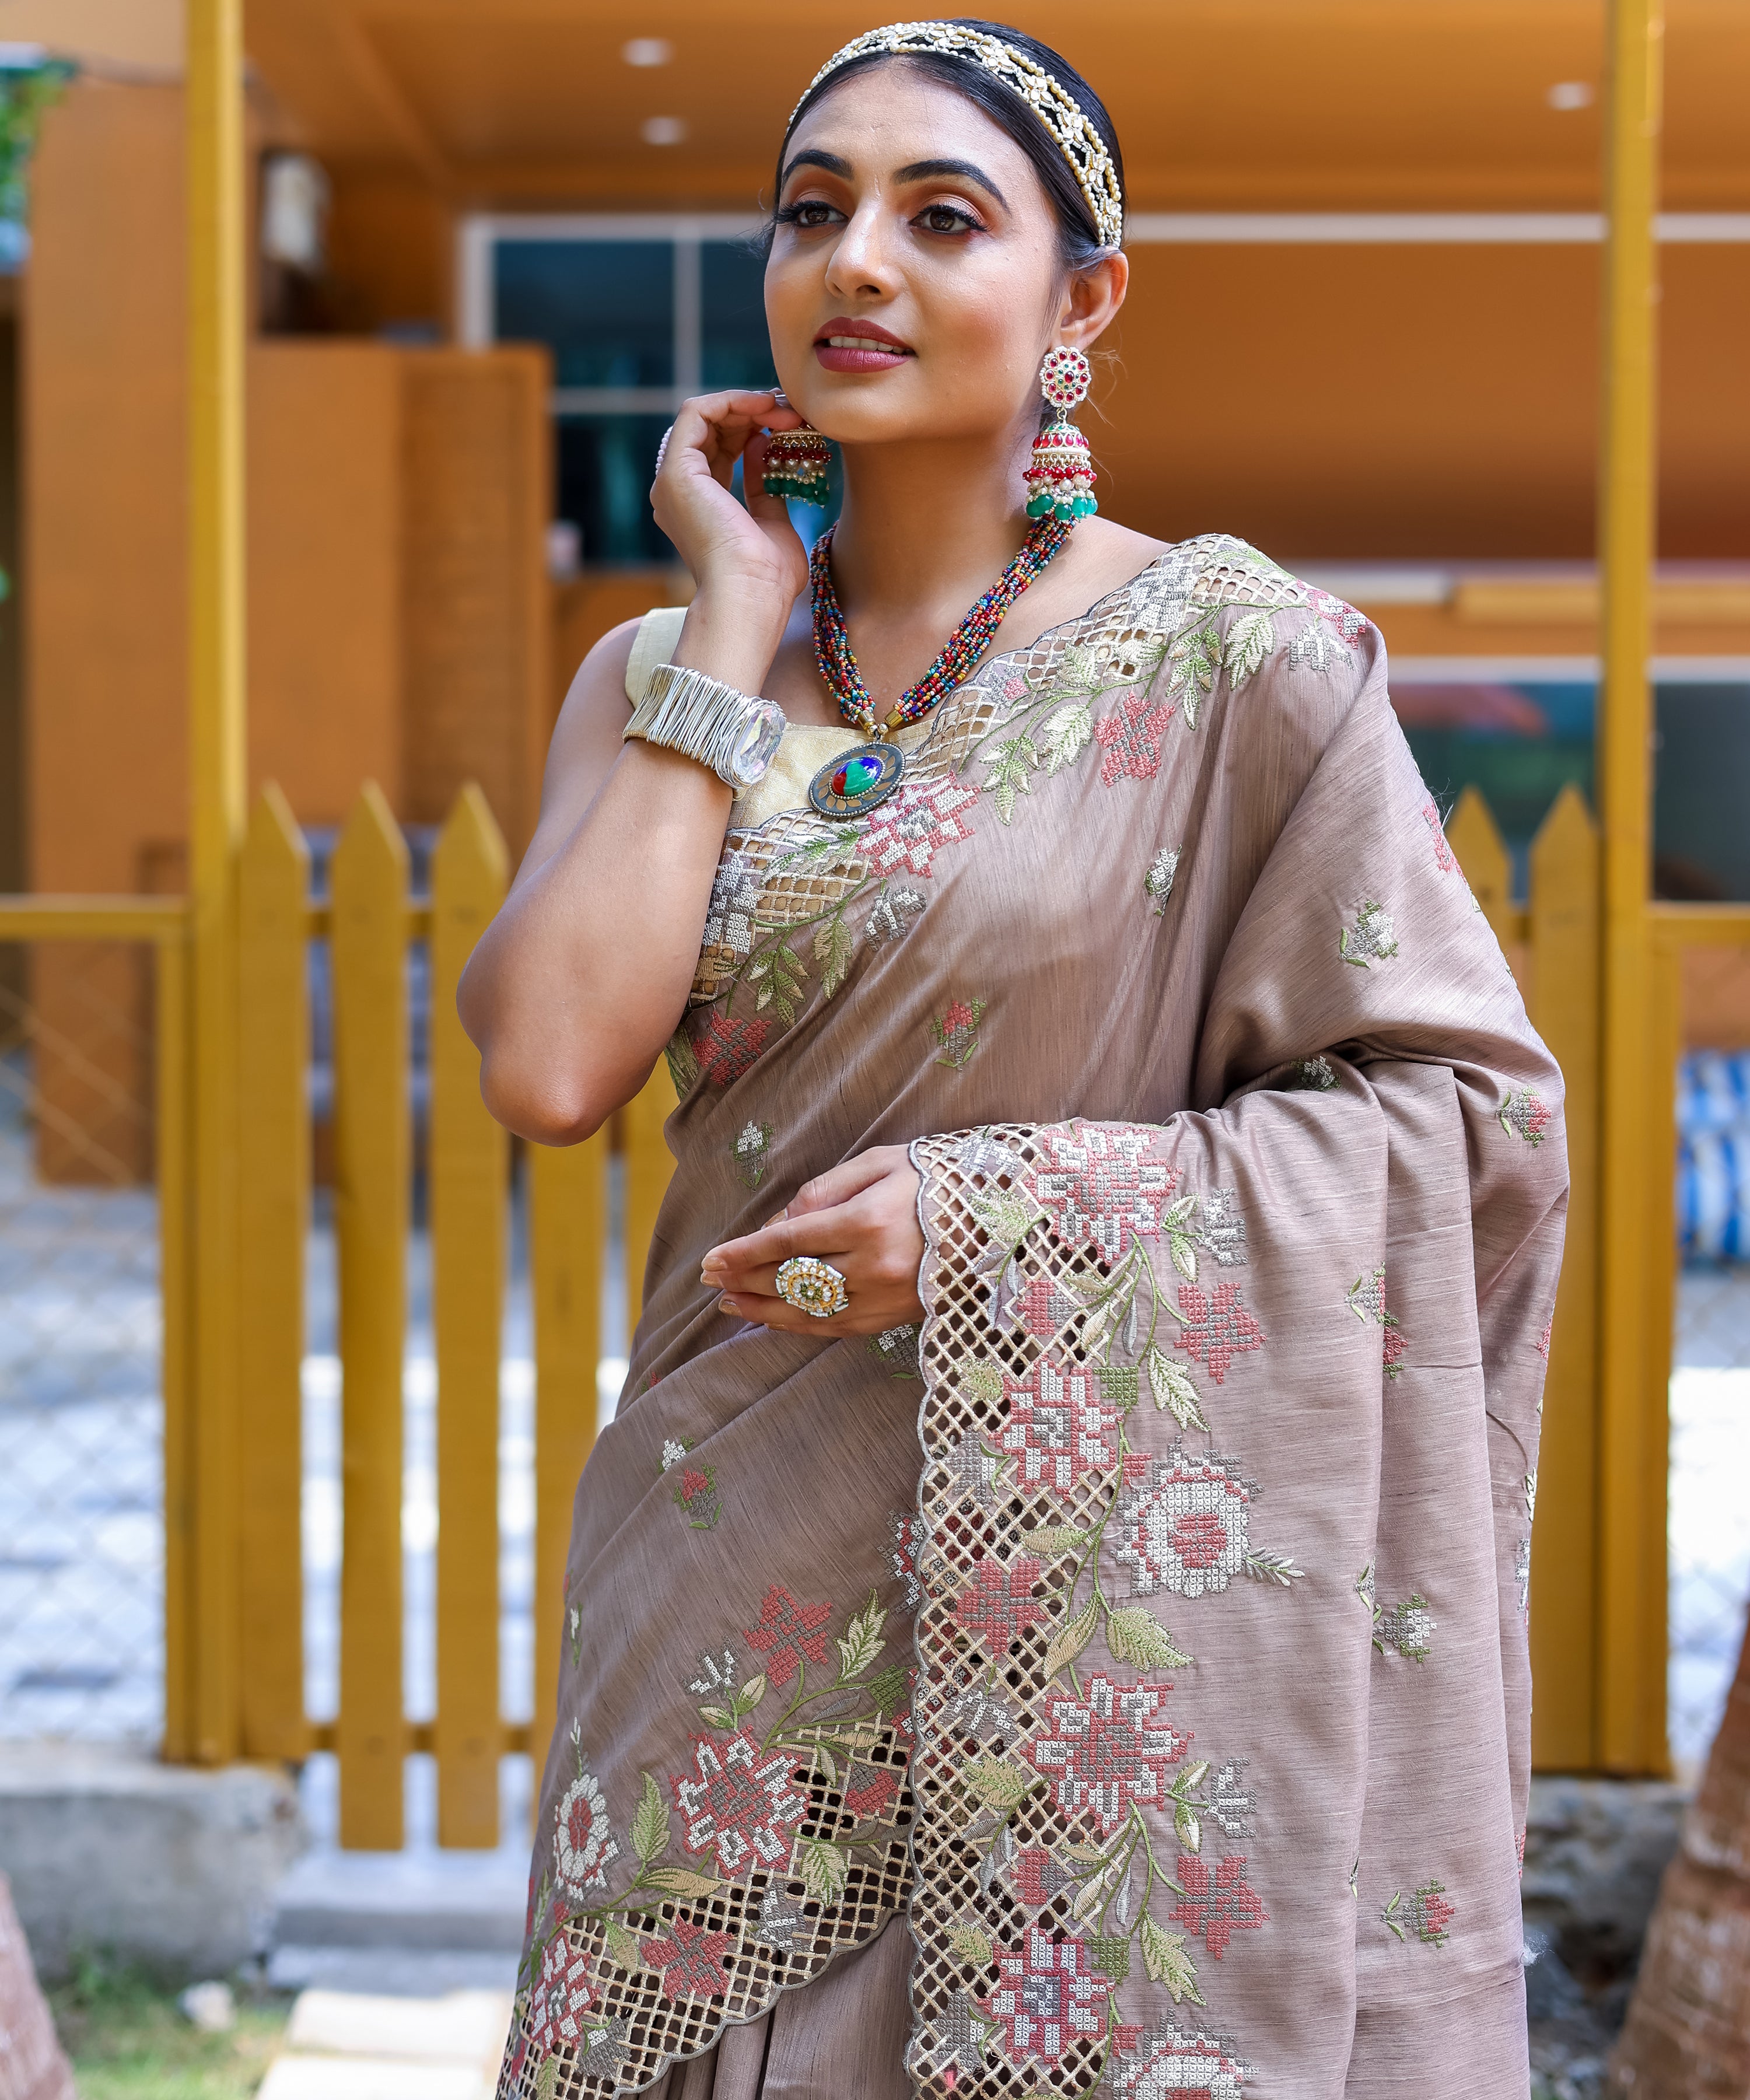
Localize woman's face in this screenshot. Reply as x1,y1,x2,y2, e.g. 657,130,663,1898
765,63,1124,450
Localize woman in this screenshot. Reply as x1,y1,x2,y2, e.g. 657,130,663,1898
464,21,1564,2098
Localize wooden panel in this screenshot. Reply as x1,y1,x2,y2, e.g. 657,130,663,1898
551,570,689,725
1635,945,1682,1776
157,922,194,1762
1446,786,1516,949
400,348,552,857
622,1062,677,1339
1527,785,1600,1770
528,1132,606,1768
236,786,312,1760
430,785,510,1847
331,782,410,1847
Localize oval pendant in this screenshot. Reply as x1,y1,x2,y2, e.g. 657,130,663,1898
808,740,905,818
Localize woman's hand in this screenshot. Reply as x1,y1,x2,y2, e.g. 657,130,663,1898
700,1146,925,1337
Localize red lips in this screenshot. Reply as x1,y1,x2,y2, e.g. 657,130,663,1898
813,314,914,373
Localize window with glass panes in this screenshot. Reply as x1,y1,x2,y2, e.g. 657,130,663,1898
459,216,775,565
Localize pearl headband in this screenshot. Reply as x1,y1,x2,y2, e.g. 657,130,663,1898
794,20,1125,250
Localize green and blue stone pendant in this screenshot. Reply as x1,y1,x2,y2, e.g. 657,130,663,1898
808,739,905,818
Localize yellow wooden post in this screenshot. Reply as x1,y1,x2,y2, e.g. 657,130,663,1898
1445,788,1515,950
184,0,247,1765
528,1133,606,1771
430,786,509,1847
332,783,411,1847
621,1062,678,1336
156,921,195,1761
1527,786,1601,1768
236,787,311,1760
1596,0,1668,1776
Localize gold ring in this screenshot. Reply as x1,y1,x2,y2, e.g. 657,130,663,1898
774,1255,850,1319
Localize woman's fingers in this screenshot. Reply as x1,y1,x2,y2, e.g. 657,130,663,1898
701,1198,860,1289
787,1149,899,1218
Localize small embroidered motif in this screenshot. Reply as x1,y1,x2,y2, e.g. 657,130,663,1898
1175,1280,1266,1383
1115,1443,1302,1598
644,1913,735,2001
1172,1853,1269,1958
1384,1880,1454,1948
998,1358,1126,1493
1347,1267,1405,1378
1340,898,1400,967
702,850,761,963
1422,796,1458,874
1093,690,1174,785
687,1647,738,1697
1196,1188,1248,1268
1291,1054,1338,1091
1013,1845,1076,1906
694,1008,770,1086
672,1464,720,1530
1114,2021,1251,2100
1024,1674,1191,1834
1210,1758,1256,1840
1500,1088,1552,1146
743,1583,834,1687
1515,1535,1532,1617
670,1729,808,1875
953,1555,1049,1655
527,1932,596,2057
1525,1469,1537,1521
1309,586,1370,648
1382,1318,1406,1379
891,1510,925,1608
1536,1314,1553,1357
958,1127,1023,1179
732,1119,773,1188
753,1886,807,1951
1145,845,1181,913
1287,619,1339,673
933,997,988,1069
1030,1121,1175,1262
981,1927,1114,2067
861,777,979,879
660,1438,688,1471
553,1735,621,1896
1377,1595,1436,1662
1349,1858,1361,1898
945,1681,1021,1747
868,1323,922,1378
865,884,926,945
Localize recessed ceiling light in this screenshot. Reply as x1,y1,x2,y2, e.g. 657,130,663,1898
623,38,674,67
1547,80,1594,111
640,114,688,146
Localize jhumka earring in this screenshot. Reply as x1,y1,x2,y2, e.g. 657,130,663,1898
761,425,832,503
1025,345,1098,522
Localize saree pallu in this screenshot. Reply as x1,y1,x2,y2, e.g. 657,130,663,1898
498,537,1565,2100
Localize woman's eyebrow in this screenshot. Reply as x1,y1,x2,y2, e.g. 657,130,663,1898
892,158,1009,208
779,148,854,188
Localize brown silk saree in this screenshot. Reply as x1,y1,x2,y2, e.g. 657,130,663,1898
498,536,1566,2100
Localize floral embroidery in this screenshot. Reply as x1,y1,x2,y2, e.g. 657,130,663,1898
527,1932,595,2056
1377,1595,1436,1662
1174,1281,1265,1383
861,778,978,879
1015,1273,1084,1338
1024,1675,1191,1834
1536,1314,1553,1357
891,1511,925,1608
1308,586,1369,648
1013,1846,1076,1907
1515,1536,1532,1616
1287,619,1342,674
944,1428,1004,1507
867,1323,922,1378
1195,1189,1248,1269
732,1120,772,1188
1114,2020,1251,2098
982,1927,1114,2067
1500,1088,1552,1146
1340,898,1399,967
1422,796,1457,874
865,884,925,944
753,1886,807,1950
694,1008,769,1086
999,1358,1126,1493
1348,1267,1405,1379
1172,1853,1269,1958
1116,1444,1302,1598
1094,690,1175,784
660,1438,720,1530
554,1735,621,1896
645,1914,735,2000
1030,1122,1175,1262
954,1555,1048,1655
1209,1759,1255,1839
671,1730,809,1875
574,2013,633,2081
933,996,988,1069
1145,845,1180,914
744,1583,834,1688
702,851,761,963
1291,1054,1337,1091
1384,1878,1454,1947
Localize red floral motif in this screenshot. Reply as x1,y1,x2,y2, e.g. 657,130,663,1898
1029,1122,1175,1262
680,1468,710,1500
1013,1846,1074,1906
953,1555,1048,1655
1016,1273,1080,1338
1500,1088,1552,1146
695,1009,771,1087
981,1926,1114,2067
842,1763,900,1820
1382,1318,1406,1378
860,778,978,879
1308,586,1369,648
1093,691,1174,785
644,1915,734,2001
999,1359,1124,1494
1174,1281,1266,1382
1407,1879,1455,1946
1115,1445,1260,1600
671,1729,808,1875
1172,1852,1269,1958
743,1583,834,1687
527,1931,596,2054
1422,796,1457,874
1023,1674,1191,1835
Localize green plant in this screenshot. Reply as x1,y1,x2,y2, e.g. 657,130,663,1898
48,1952,289,2100
0,57,75,231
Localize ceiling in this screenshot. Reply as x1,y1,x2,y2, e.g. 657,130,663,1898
242,0,1750,212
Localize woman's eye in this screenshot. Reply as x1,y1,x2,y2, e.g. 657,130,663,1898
785,200,841,228
916,203,980,235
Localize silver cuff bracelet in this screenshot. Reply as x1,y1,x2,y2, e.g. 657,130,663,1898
623,663,786,793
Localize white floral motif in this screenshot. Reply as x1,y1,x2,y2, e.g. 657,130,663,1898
1340,900,1399,967
1115,2020,1250,2099
1115,1444,1280,1600
553,1747,621,1895
866,886,926,944
660,1439,688,1471
1145,846,1180,914
1030,1122,1174,1262
702,850,761,961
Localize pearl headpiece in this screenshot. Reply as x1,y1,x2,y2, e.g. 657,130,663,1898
794,20,1124,250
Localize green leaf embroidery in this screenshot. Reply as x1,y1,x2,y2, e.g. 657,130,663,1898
967,1187,1043,1256
631,1771,670,1864
1040,701,1094,773
747,941,807,1023
947,1922,994,1965
984,734,1037,823
1147,1346,1209,1432
533,2054,561,2100
1140,1916,1205,2003
865,1662,911,1716
799,1837,850,1905
1174,1799,1203,1853
1094,1363,1140,1411
960,1757,1032,1811
738,1674,768,1710
603,1920,642,1973
1021,1523,1091,1555
836,1591,887,1681
645,1866,723,1899
698,1703,736,1730
958,1359,1006,1406
1043,1594,1100,1682
813,910,855,998
664,1030,701,1096
1105,1605,1192,1671
1222,608,1275,688
1168,624,1220,729
1244,1546,1306,1587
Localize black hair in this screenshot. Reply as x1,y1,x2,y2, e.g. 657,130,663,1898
771,19,1124,270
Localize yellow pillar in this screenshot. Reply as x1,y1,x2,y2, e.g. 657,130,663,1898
1594,0,1668,1774
181,0,247,1764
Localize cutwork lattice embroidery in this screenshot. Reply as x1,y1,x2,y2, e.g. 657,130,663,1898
1500,1088,1552,1146
1340,899,1400,967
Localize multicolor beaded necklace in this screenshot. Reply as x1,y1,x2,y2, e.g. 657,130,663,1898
804,516,1073,817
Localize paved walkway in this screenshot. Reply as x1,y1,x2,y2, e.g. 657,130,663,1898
258,1987,513,2100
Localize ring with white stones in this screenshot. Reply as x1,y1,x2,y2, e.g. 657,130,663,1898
774,1255,850,1319
654,424,674,474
